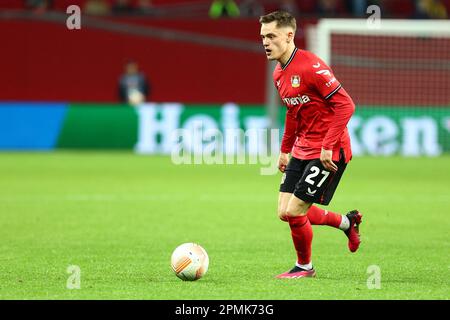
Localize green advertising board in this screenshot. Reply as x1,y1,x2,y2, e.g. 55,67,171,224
58,104,138,149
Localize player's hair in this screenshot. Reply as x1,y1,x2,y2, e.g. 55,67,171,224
259,11,296,31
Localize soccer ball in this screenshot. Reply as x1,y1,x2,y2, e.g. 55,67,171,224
171,243,209,281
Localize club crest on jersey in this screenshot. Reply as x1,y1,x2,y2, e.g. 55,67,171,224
291,75,300,88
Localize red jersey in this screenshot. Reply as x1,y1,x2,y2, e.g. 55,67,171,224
274,48,355,163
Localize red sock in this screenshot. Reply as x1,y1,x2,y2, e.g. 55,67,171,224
307,205,342,229
288,215,313,265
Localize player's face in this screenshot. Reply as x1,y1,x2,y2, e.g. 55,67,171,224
260,22,292,61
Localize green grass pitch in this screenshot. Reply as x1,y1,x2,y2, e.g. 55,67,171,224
0,152,449,299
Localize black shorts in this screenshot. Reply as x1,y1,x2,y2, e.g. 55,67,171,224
279,149,348,205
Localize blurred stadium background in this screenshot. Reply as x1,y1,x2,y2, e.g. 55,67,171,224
0,0,449,154
0,0,449,300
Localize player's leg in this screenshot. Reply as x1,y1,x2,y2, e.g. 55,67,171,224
276,157,316,278
277,192,291,222
281,196,363,252
276,194,316,278
306,205,347,229
296,150,362,252
307,206,362,252
278,157,304,222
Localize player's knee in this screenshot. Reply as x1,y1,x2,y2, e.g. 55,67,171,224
286,200,309,217
277,207,289,222
285,210,306,217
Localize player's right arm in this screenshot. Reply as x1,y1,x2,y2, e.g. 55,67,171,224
278,152,289,173
278,107,298,172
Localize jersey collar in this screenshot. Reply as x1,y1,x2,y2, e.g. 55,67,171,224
281,47,298,71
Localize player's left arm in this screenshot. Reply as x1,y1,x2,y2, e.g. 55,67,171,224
321,88,355,171
308,57,355,171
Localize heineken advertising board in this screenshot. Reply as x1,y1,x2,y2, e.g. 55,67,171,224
0,102,448,156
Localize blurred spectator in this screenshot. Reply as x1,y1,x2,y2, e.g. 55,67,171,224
278,0,300,16
414,0,448,18
344,0,368,17
118,60,150,106
239,0,264,17
317,0,349,16
209,0,240,18
137,0,154,14
112,0,135,14
317,0,339,15
25,0,53,12
84,0,111,16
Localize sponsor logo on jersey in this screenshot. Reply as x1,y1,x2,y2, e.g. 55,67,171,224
282,95,310,106
291,75,300,88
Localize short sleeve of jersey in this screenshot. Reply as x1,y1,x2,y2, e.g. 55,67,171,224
304,55,342,100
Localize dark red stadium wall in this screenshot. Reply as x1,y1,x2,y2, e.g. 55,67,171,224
0,19,271,104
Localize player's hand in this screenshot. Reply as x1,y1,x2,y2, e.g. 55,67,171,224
278,153,289,173
320,148,338,173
